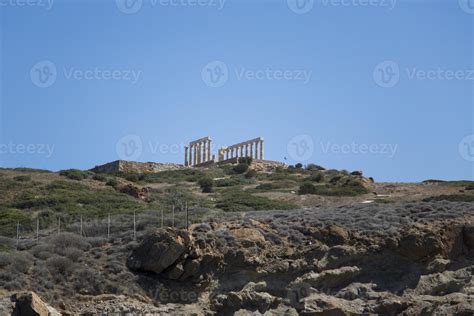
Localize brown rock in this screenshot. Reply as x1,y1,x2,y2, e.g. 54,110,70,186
11,292,60,316
127,228,190,274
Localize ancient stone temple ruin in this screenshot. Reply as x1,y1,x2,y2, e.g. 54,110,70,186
185,136,264,167
184,137,214,167
218,137,264,161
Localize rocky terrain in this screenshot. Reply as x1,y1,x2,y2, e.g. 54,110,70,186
0,164,473,314
1,200,473,315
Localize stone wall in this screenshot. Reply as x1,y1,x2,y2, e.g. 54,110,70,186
92,160,186,174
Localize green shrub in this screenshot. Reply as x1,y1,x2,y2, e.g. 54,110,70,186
92,174,107,182
106,179,119,189
306,164,325,171
255,183,274,190
298,183,318,195
198,177,214,193
125,173,140,183
238,157,253,165
423,194,474,202
310,172,323,183
216,190,296,212
13,175,31,182
299,181,368,196
59,169,90,181
233,163,249,174
295,163,303,169
245,169,257,179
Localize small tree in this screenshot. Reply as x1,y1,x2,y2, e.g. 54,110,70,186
238,157,253,165
233,163,249,174
298,182,317,195
198,177,214,193
245,169,257,179
295,163,303,169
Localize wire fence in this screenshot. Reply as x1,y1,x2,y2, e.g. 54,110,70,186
2,206,215,249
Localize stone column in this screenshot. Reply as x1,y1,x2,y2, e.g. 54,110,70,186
196,143,202,165
207,140,212,162
260,140,264,160
185,146,189,166
249,142,253,158
203,141,207,162
245,144,249,157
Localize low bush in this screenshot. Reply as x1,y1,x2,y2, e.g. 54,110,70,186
198,177,214,193
295,163,303,169
46,255,75,277
309,172,323,183
233,163,249,174
106,179,119,189
423,194,474,202
14,175,31,182
245,169,257,179
299,181,368,196
216,190,296,212
92,174,107,182
306,164,325,171
59,169,90,181
298,183,318,195
238,157,253,165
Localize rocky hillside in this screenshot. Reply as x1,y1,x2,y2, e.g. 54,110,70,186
0,164,473,314
1,200,473,315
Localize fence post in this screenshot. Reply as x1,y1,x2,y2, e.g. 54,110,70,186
172,206,175,228
186,203,189,231
16,221,19,249
36,218,39,241
80,216,83,237
133,211,136,241
107,213,110,240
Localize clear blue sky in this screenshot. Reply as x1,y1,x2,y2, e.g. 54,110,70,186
0,0,473,182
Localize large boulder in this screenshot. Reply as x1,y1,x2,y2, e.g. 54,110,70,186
11,292,60,316
127,228,191,274
463,225,474,250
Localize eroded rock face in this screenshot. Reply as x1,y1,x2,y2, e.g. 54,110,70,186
11,292,60,316
123,206,474,315
127,228,190,274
